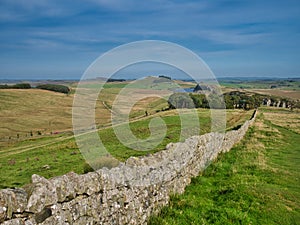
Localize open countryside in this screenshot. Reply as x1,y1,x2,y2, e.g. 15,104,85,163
0,77,299,224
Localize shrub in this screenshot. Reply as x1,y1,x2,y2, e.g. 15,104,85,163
36,84,70,94
189,93,209,108
107,78,126,82
158,75,171,80
0,83,31,89
0,84,9,89
13,83,31,89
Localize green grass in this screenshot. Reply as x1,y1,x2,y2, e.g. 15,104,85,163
220,79,300,90
149,109,300,224
221,81,269,89
0,109,252,188
79,82,128,89
79,78,178,90
0,138,84,188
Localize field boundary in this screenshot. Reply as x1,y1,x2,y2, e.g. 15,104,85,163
0,111,257,224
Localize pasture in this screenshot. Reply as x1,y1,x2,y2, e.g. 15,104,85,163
1,79,299,223
149,108,300,224
0,81,253,188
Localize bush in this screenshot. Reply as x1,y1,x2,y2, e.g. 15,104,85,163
0,83,31,89
0,84,9,89
13,83,31,89
36,84,70,94
107,78,126,82
158,75,171,80
189,93,209,108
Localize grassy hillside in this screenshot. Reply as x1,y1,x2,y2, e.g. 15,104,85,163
0,85,170,147
0,79,266,189
0,89,73,144
1,79,298,223
220,78,300,102
249,89,300,101
149,108,300,224
220,78,300,90
0,108,252,188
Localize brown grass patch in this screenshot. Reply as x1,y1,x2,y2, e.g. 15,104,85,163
250,89,300,100
0,89,115,145
263,110,300,134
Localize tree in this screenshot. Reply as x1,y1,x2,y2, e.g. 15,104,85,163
168,93,194,109
0,83,31,89
158,75,171,80
224,95,234,109
36,84,70,94
13,83,31,89
208,93,225,109
189,94,208,108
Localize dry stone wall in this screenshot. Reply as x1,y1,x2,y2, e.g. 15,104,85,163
0,111,257,225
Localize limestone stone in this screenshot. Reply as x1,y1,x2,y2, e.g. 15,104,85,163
0,111,257,224
26,175,56,213
0,188,27,221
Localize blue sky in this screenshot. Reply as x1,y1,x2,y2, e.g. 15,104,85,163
0,0,299,80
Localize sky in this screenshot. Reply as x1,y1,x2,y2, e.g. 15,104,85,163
0,0,299,80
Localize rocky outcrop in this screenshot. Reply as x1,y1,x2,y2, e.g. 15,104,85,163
0,111,257,225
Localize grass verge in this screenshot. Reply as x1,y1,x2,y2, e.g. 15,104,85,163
149,109,300,224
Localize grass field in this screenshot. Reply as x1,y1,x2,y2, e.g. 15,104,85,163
0,89,73,143
1,78,297,144
0,106,252,188
149,108,300,224
220,78,300,91
0,77,190,143
249,89,300,101
0,85,170,146
1,79,299,224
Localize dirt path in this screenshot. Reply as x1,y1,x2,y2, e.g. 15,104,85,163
0,110,161,158
0,109,249,158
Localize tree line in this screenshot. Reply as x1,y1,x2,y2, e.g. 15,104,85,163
168,91,296,110
0,83,70,94
0,83,31,89
36,84,70,94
